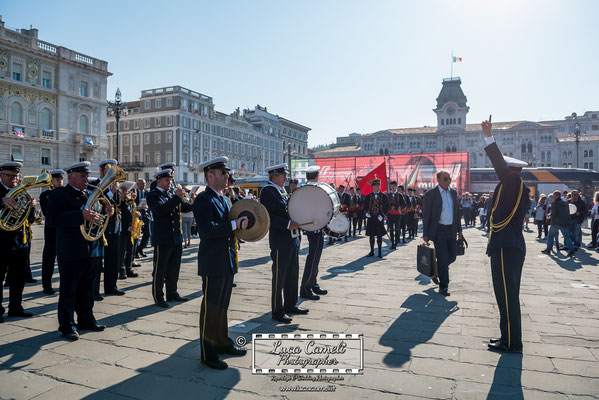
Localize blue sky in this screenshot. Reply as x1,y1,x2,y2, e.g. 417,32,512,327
3,0,598,146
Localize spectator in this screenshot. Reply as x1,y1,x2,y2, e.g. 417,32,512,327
568,190,587,249
589,191,599,248
542,190,575,257
534,194,548,239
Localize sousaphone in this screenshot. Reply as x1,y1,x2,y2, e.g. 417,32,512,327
228,199,270,242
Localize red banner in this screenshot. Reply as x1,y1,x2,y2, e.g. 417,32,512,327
358,161,387,195
293,152,470,194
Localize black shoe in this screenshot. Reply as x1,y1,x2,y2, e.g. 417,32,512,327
62,331,80,341
77,324,106,332
43,287,56,295
221,346,247,356
487,341,522,353
540,249,551,254
378,252,383,258
272,315,292,323
587,243,596,248
94,294,104,301
366,252,374,257
402,239,406,244
155,300,169,308
439,288,450,297
132,262,141,268
126,271,139,278
8,310,33,318
344,237,348,242
105,289,125,296
25,278,37,284
202,359,228,370
391,245,396,249
567,250,576,257
166,295,189,302
312,287,327,295
138,252,147,258
300,292,320,300
432,276,439,285
0,315,4,323
118,273,127,280
285,307,308,315
232,283,237,288
489,338,501,343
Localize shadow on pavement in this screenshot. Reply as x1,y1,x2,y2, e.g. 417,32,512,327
379,288,458,368
487,353,523,399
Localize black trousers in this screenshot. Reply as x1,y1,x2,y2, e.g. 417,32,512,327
301,231,324,293
42,225,57,289
138,216,151,252
590,219,599,246
199,274,234,362
407,213,416,237
152,243,183,302
57,257,100,333
103,232,121,292
119,232,134,275
270,240,299,318
387,214,401,245
0,248,28,316
399,214,407,240
489,247,524,350
536,220,549,238
463,208,471,226
432,225,456,289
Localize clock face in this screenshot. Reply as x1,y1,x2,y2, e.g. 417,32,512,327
446,106,456,115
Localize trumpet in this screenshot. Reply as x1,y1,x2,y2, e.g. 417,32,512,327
0,170,52,231
80,165,125,241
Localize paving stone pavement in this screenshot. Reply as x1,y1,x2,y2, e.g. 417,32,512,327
1,223,598,399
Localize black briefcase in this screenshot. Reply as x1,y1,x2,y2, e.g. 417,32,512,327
457,237,468,256
417,244,438,278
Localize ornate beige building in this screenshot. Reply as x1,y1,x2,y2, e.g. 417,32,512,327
0,18,111,176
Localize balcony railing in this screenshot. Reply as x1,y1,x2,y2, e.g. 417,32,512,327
120,161,144,170
75,133,97,147
40,129,57,139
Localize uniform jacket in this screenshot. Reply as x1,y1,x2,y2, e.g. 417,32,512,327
193,187,237,276
0,184,34,252
422,186,461,241
45,185,97,261
39,188,53,216
387,192,405,214
485,141,530,255
364,191,390,216
147,187,192,245
260,183,296,248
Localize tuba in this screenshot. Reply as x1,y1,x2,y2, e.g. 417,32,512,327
80,165,126,241
0,170,52,231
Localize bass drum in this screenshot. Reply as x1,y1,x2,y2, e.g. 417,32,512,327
288,182,340,231
324,214,350,238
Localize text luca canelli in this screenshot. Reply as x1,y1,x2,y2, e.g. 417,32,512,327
270,340,347,369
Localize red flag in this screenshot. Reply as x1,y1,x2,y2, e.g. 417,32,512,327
357,161,387,196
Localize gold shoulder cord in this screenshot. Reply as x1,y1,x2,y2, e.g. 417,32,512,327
489,178,524,243
224,196,239,272
179,203,182,235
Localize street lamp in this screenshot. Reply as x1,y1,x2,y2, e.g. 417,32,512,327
107,88,128,162
569,112,586,169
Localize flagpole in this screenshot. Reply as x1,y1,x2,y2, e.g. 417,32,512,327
451,50,453,79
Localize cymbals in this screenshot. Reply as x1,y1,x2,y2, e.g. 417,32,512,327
229,199,270,242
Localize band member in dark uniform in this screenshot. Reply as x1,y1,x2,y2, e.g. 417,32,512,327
40,169,64,295
118,182,139,280
397,185,409,244
387,181,403,249
356,187,365,234
364,179,390,258
150,162,177,191
46,162,113,340
147,169,193,308
0,162,35,323
300,166,327,301
135,179,150,258
482,115,530,353
406,188,418,238
260,163,307,323
193,157,248,370
345,187,363,238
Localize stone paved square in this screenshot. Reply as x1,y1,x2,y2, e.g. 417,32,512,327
1,223,598,399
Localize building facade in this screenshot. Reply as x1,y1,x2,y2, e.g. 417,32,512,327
322,77,599,171
107,86,310,184
0,18,111,176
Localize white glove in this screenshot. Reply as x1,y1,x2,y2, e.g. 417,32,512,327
365,213,371,218
378,215,383,222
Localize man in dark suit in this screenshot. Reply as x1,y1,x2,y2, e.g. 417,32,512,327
387,181,402,249
484,192,494,232
260,163,307,324
193,157,248,370
117,182,139,280
39,169,64,295
345,186,363,238
0,161,35,323
482,115,530,353
46,162,113,340
135,178,150,258
422,170,462,297
356,187,365,234
364,179,390,258
147,169,193,308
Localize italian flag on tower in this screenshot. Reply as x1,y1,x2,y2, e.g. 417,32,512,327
452,56,462,62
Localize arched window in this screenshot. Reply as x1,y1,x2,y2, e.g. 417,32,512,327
568,151,572,158
584,150,589,157
379,148,384,155
590,150,594,158
40,108,52,130
521,143,526,154
446,145,451,152
452,145,457,152
527,142,532,153
384,148,389,155
563,151,567,159
79,115,89,134
9,102,23,125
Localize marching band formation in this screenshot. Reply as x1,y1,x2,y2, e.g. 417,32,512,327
0,116,537,370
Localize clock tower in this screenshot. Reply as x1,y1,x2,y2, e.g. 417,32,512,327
434,77,469,132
